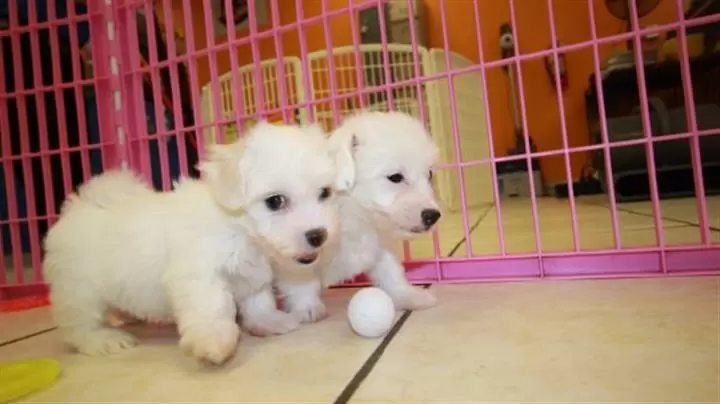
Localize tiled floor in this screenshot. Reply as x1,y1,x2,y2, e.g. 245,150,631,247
400,195,720,258
353,278,720,403
1,196,719,402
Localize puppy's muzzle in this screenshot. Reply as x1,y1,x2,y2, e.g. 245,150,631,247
421,209,442,229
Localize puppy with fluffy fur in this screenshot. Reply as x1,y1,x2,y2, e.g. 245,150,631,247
273,111,441,323
43,122,341,365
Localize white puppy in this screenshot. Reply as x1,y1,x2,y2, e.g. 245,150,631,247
43,121,340,365
273,111,441,323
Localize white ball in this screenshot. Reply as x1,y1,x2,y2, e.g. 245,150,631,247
347,287,396,338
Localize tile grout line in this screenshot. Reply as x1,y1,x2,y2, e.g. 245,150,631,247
447,204,494,257
581,200,720,233
333,205,491,403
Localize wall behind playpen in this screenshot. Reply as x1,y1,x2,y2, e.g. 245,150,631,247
2,0,720,300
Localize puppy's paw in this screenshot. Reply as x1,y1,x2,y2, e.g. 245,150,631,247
179,321,240,366
393,288,437,311
245,310,301,337
288,298,328,324
73,328,138,356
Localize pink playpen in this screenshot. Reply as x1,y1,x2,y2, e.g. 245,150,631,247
1,0,720,310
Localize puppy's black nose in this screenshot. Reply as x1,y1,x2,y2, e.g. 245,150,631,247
305,228,328,248
421,209,441,228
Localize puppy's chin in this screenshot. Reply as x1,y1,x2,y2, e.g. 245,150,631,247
404,226,433,237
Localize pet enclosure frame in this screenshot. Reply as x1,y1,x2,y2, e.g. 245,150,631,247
1,0,720,303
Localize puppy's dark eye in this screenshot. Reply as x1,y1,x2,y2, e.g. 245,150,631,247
264,194,287,211
387,173,404,183
428,170,433,181
319,187,332,201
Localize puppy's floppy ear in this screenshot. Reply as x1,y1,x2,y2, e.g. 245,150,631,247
197,141,247,210
329,127,358,192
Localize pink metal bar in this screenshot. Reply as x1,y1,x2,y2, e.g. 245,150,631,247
112,1,720,83
376,0,395,110
471,0,507,256
545,0,580,252
409,270,720,286
7,8,717,95
294,0,315,123
587,0,622,249
268,0,291,123
158,0,190,177
438,0,473,259
220,0,248,143
87,0,124,172
120,4,153,180
64,0,92,180
507,0,545,272
142,2,172,190
0,78,98,99
179,0,206,159
436,127,720,171
246,0,267,117
25,0,58,278
0,45,22,284
627,0,667,272
673,0,711,245
200,0,227,146
403,0,440,275
44,0,75,201
402,245,720,283
142,78,720,163
0,234,6,284
348,2,367,111
0,140,123,164
111,0,150,176
7,0,43,283
88,2,120,169
320,0,341,127
0,14,95,38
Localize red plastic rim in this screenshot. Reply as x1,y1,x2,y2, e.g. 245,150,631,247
0,294,50,313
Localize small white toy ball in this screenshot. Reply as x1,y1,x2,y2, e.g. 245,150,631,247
347,287,396,338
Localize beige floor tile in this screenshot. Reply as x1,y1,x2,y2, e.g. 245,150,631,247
609,196,720,229
353,277,720,403
0,289,389,403
0,307,54,344
473,224,708,253
471,197,716,253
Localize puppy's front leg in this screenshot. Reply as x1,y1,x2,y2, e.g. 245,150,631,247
240,286,301,337
165,265,240,366
370,250,437,311
275,279,328,323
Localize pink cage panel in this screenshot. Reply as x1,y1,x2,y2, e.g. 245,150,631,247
1,0,720,303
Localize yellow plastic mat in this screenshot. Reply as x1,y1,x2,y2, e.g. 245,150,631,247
0,358,61,403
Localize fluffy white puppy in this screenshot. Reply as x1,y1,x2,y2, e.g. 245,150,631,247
273,111,441,323
43,121,340,365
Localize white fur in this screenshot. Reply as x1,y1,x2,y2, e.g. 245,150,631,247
44,122,341,365
273,111,441,323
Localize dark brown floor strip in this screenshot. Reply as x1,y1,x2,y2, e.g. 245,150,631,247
0,327,56,348
332,284,430,404
447,204,494,257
